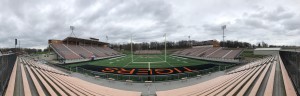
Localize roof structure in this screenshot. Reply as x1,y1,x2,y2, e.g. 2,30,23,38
62,37,109,45
255,48,281,51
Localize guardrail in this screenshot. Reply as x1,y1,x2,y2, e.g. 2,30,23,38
55,64,235,83
280,51,300,95
0,53,17,95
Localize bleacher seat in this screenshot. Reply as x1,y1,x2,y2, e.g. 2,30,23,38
156,55,298,96
172,47,243,61
51,44,122,61
4,57,141,96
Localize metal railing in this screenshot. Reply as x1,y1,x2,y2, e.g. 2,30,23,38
0,53,17,95
56,64,235,83
280,51,300,95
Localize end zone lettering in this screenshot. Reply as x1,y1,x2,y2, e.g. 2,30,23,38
78,64,216,75
101,67,193,75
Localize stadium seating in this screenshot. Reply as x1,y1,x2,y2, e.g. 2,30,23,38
134,50,162,55
208,49,231,58
50,44,83,59
4,57,141,96
103,47,121,55
82,46,107,57
66,45,94,58
172,47,243,62
223,50,243,59
156,55,298,96
189,47,211,56
201,47,222,57
94,47,114,56
50,44,121,60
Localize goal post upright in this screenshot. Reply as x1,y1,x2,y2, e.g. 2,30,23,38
164,33,167,62
148,62,150,71
131,35,133,63
130,33,167,64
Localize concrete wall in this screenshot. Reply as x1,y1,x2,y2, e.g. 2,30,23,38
38,53,57,60
253,50,279,55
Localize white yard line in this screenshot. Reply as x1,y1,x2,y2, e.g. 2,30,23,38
109,56,125,60
156,55,174,67
123,55,140,67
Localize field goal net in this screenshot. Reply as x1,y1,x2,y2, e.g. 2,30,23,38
130,33,167,64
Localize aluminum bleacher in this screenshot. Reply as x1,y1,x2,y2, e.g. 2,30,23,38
103,47,121,55
134,50,162,55
66,45,94,58
50,44,122,62
172,47,243,63
82,46,107,57
156,55,298,96
93,46,114,56
51,44,82,60
4,57,141,96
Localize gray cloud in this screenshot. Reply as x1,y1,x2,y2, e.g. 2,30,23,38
0,0,300,48
202,5,300,45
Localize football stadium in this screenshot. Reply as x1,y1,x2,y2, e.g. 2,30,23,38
2,35,300,96
1,0,300,96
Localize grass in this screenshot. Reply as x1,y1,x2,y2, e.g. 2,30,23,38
240,50,265,58
60,54,235,82
64,54,227,68
34,52,49,54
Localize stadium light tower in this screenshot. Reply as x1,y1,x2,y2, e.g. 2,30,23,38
188,35,192,47
69,26,76,37
222,25,226,47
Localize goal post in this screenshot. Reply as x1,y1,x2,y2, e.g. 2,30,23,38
130,33,167,64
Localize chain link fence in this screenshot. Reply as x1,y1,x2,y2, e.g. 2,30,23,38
0,53,17,95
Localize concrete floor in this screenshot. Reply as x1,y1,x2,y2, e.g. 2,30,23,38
70,71,226,96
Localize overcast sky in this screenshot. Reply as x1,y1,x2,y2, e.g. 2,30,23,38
0,0,300,49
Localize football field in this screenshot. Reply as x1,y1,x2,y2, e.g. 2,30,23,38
66,54,226,68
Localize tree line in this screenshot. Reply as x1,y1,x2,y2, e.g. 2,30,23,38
110,40,262,51
1,48,45,54
2,40,294,54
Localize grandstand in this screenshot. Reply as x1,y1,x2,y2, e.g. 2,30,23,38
4,57,141,96
3,52,299,96
1,0,300,95
156,55,298,96
49,37,122,63
1,35,298,96
172,46,243,63
1,41,299,96
134,50,162,55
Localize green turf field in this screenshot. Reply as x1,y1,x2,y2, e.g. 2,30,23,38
65,54,227,68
